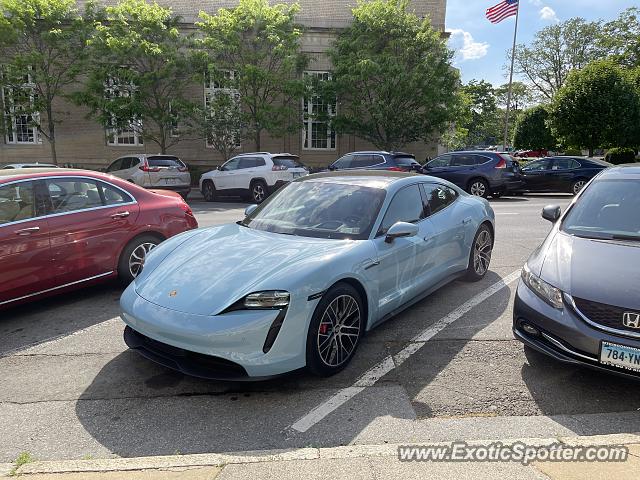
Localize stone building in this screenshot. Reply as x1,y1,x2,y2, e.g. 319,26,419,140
0,0,447,170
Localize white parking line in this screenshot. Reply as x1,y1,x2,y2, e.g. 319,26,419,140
288,269,522,433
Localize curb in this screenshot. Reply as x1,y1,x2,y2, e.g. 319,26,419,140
12,433,640,476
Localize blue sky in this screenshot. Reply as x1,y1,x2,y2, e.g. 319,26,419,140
446,0,640,86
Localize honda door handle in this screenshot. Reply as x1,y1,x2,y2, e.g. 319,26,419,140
15,227,40,235
111,211,130,219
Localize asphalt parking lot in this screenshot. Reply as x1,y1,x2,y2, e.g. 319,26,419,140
1,194,639,462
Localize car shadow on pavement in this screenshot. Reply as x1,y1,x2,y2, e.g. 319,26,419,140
520,346,640,434
0,281,123,357
73,271,516,457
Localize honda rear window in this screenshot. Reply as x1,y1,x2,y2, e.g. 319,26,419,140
147,156,185,168
272,157,303,168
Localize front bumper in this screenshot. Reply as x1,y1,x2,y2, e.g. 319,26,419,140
119,286,310,379
513,280,640,381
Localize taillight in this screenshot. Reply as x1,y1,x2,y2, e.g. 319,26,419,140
178,166,188,172
495,156,507,169
386,167,404,171
178,201,193,216
272,165,287,171
139,164,161,173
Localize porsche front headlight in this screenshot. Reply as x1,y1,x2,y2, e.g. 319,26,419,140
521,263,563,309
243,291,290,309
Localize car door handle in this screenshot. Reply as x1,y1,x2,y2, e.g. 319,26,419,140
15,226,40,235
110,211,130,219
462,218,472,225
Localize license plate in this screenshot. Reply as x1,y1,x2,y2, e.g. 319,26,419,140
164,178,179,185
600,341,640,372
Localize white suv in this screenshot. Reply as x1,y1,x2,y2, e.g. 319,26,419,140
199,153,308,203
105,154,191,199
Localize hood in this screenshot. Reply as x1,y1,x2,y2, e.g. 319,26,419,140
539,231,640,309
135,223,355,315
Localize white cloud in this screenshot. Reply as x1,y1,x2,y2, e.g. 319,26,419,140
449,29,490,61
539,6,559,22
529,0,543,6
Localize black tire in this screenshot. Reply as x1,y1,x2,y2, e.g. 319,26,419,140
250,180,268,204
467,178,490,198
463,224,493,282
117,234,162,284
570,179,587,196
306,283,365,377
202,181,216,202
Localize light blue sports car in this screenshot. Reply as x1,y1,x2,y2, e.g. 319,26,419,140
120,171,495,379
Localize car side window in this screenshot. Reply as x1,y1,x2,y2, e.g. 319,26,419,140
378,185,425,236
352,155,377,168
332,155,353,169
551,158,579,170
46,179,104,214
221,158,241,171
522,159,550,172
0,181,38,225
106,159,123,172
422,183,458,216
451,154,477,167
255,158,266,167
238,157,259,169
100,181,133,206
427,155,451,168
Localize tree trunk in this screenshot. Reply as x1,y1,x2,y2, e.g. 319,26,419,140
48,121,58,166
255,127,261,151
588,146,594,157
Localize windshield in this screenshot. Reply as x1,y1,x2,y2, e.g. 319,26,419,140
241,181,386,240
562,179,640,240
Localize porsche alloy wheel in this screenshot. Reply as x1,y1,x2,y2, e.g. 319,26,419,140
317,294,362,367
463,225,493,282
307,283,364,376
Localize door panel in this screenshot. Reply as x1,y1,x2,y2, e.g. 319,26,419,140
0,180,53,305
216,157,241,190
45,178,140,285
521,159,552,191
424,154,454,181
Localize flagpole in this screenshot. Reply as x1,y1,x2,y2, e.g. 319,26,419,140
502,0,520,152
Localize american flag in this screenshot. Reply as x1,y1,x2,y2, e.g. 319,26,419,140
486,0,519,24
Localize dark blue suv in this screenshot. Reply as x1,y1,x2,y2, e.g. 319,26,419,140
328,151,422,173
422,151,524,198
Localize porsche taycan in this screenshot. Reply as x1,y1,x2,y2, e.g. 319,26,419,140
120,171,495,379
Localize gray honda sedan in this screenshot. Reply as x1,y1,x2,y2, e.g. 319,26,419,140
513,164,640,379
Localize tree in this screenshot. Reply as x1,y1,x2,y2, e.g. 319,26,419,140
512,105,555,150
197,0,307,151
204,93,246,161
548,61,640,156
495,82,533,112
599,7,640,68
511,18,602,100
0,0,94,164
460,80,500,146
78,0,201,153
325,0,460,151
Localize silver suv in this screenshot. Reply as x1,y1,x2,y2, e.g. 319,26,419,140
199,153,308,203
105,154,191,199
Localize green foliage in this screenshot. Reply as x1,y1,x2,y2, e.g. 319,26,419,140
604,147,637,165
460,80,501,146
599,7,640,68
204,93,246,161
10,451,33,476
197,0,307,150
512,18,603,100
0,0,95,163
325,0,460,151
76,0,201,153
495,82,534,111
563,148,583,156
512,105,556,150
549,60,640,156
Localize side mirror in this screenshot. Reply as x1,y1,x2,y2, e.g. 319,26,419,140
385,221,419,243
541,205,561,223
245,204,258,216
328,165,336,171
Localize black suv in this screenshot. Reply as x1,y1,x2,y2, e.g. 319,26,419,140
423,151,524,198
328,151,422,173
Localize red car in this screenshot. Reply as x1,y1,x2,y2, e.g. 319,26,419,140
0,168,198,308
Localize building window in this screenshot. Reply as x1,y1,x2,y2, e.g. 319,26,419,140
302,71,336,150
2,70,40,145
204,69,241,149
104,76,143,147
